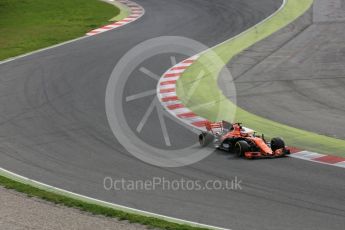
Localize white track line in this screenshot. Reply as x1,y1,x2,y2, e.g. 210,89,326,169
0,1,226,229
0,167,228,230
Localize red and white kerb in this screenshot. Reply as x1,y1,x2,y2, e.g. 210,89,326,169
86,0,144,36
157,55,211,131
157,55,345,169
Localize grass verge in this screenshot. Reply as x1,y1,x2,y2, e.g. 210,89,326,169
177,0,345,157
0,0,124,60
0,1,209,229
0,174,210,230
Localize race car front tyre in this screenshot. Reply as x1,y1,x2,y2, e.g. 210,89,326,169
235,141,250,157
271,137,285,151
199,132,214,147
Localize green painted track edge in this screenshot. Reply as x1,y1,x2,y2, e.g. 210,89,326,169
110,0,131,21
176,0,345,157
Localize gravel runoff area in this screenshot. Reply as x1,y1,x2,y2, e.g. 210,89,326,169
0,186,148,230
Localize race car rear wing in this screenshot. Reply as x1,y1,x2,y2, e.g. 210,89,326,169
205,121,255,135
205,120,232,134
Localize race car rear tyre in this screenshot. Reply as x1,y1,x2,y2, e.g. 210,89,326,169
271,137,285,151
235,141,250,157
199,132,214,147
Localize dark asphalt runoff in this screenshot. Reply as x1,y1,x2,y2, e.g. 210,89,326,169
0,0,345,229
224,0,345,140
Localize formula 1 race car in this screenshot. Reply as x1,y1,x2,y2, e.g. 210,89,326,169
199,121,290,159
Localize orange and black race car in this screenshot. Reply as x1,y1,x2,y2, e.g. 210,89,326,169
199,121,290,159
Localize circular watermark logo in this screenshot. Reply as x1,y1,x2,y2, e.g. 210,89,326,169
105,36,236,167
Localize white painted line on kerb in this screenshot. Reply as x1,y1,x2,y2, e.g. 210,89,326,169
159,84,176,90
161,92,177,98
334,161,345,168
290,151,325,160
163,76,180,81
167,69,186,74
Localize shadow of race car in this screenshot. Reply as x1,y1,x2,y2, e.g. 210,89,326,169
199,121,290,159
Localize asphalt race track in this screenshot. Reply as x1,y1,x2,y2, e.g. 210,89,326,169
0,0,345,229
225,0,345,140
